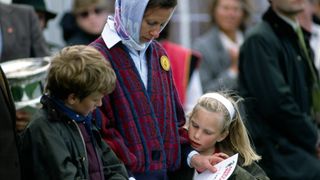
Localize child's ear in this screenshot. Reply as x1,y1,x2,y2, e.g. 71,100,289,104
217,131,229,142
66,93,78,105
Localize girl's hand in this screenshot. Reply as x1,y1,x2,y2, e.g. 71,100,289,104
213,152,229,160
191,153,227,173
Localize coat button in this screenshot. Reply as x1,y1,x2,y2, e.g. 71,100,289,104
297,55,302,61
81,156,86,161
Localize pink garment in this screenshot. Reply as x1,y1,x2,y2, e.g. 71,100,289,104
161,40,200,105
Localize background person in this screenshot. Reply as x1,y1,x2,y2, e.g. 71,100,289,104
0,2,49,133
12,0,57,31
193,0,252,92
60,0,114,45
238,0,320,179
0,2,49,62
12,0,61,53
298,0,320,79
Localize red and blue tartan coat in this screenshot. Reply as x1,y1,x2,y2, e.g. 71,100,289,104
91,37,190,173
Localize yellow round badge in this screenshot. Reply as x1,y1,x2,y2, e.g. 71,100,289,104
160,55,170,71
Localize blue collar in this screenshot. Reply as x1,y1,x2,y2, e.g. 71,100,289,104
49,95,93,133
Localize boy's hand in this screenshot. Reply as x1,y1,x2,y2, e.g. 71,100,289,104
16,110,31,132
190,153,228,173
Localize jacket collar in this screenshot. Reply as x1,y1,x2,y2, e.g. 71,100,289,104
40,94,68,122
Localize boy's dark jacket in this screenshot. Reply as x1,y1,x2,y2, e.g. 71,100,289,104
19,95,128,180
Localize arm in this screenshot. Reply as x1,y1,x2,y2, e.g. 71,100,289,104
230,162,270,180
20,117,79,180
99,95,138,171
98,134,129,180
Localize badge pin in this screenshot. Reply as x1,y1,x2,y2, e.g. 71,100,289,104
160,55,170,71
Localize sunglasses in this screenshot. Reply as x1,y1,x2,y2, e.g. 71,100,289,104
77,7,105,18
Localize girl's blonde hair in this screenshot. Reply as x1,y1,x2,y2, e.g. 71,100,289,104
188,91,261,166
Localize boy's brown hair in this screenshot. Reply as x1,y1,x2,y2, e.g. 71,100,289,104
45,45,116,101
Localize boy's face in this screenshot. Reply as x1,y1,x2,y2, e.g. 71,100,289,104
188,107,227,156
67,91,104,116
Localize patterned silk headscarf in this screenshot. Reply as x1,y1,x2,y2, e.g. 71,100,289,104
114,0,149,50
113,0,175,51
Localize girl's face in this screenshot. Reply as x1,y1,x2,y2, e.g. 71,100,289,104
188,107,228,155
66,91,104,116
140,7,174,43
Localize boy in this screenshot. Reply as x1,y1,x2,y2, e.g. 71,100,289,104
19,45,128,180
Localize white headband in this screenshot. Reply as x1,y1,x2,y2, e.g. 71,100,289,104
201,93,235,121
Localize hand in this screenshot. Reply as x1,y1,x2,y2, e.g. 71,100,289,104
16,110,31,132
190,153,228,173
213,152,229,160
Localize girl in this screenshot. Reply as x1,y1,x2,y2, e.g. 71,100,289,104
170,92,269,180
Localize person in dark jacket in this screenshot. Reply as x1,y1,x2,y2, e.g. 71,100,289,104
0,2,50,133
0,66,21,180
168,92,269,180
12,0,56,31
19,45,128,180
12,0,61,53
238,0,320,179
0,2,49,62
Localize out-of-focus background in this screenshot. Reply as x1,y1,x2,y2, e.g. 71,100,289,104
0,0,269,48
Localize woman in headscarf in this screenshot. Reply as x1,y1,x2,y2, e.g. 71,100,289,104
90,0,226,179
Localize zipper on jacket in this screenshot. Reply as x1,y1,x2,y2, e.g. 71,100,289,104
72,120,89,165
